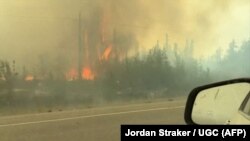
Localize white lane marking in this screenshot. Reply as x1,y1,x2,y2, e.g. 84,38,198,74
0,106,184,127
0,99,186,119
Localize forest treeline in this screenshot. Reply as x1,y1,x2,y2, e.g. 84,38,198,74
0,37,249,113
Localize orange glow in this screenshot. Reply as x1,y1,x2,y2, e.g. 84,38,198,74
82,67,95,80
25,75,34,81
101,44,112,61
65,68,78,81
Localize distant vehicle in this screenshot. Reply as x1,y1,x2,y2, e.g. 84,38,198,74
185,78,250,125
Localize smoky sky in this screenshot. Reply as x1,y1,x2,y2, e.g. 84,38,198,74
0,0,249,70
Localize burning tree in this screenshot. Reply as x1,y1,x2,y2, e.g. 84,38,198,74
65,6,138,82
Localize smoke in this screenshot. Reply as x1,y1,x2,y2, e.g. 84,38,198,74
0,0,249,70
77,0,249,59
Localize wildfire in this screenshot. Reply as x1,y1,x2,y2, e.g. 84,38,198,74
65,68,78,81
25,75,34,81
64,9,113,81
82,67,95,80
101,44,112,61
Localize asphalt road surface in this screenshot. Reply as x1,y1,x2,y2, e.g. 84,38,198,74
0,98,186,141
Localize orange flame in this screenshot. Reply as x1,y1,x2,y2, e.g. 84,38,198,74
101,44,112,61
25,75,34,81
65,68,78,81
82,67,95,80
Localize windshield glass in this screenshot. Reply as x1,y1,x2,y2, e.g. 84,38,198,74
0,0,249,140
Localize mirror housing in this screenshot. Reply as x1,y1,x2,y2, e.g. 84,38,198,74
185,78,250,125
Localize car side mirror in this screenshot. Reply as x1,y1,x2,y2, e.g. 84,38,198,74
185,78,250,125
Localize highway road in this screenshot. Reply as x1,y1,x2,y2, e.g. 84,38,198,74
0,98,186,141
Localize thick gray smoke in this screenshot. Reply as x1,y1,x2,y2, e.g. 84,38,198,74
0,0,249,74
